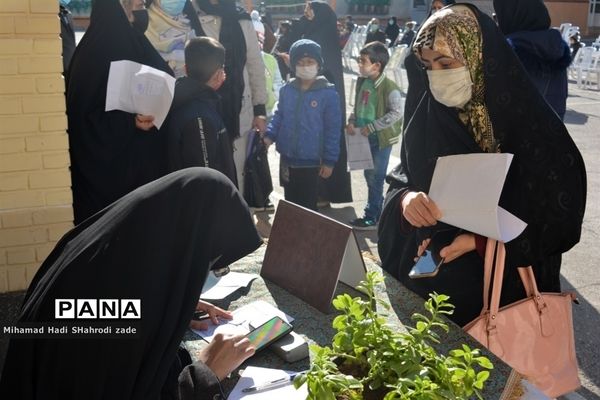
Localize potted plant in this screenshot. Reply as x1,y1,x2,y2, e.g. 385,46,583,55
294,272,494,399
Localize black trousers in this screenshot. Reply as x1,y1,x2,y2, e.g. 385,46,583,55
284,167,320,211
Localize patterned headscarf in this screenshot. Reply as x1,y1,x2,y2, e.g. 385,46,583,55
413,5,497,152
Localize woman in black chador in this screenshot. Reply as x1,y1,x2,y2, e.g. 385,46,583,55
0,168,263,399
377,4,586,327
291,1,352,204
66,0,173,224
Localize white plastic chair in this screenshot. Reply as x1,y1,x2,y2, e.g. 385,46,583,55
384,45,409,92
573,47,597,89
558,23,572,41
583,50,600,89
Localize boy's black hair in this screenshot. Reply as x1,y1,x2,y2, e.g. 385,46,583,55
184,37,225,84
359,41,389,72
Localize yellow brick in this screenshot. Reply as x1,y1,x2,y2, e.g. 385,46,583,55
32,206,72,225
35,242,55,262
0,17,15,34
0,39,33,55
1,210,32,227
0,137,26,154
0,0,28,13
0,77,36,94
43,151,70,169
7,265,28,292
25,134,68,151
0,58,18,75
0,97,21,115
0,250,6,266
37,76,65,94
0,190,45,209
29,170,71,189
0,173,28,192
30,0,59,14
0,225,48,247
45,189,72,206
22,95,65,113
25,263,40,283
0,115,38,135
7,248,36,264
0,268,8,293
33,38,61,54
48,222,72,241
15,16,60,35
18,56,62,74
40,114,66,131
0,153,42,173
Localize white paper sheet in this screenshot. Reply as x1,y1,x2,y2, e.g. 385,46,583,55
200,271,258,300
427,153,527,242
228,367,308,400
191,300,293,342
345,128,374,171
105,60,175,129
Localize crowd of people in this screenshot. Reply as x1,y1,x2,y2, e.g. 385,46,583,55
1,0,588,398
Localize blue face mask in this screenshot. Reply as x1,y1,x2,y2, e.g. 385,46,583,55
59,0,71,5
161,0,186,17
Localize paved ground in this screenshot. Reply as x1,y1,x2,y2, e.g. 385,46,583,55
257,61,600,399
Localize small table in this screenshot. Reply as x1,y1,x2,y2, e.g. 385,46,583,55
183,244,512,399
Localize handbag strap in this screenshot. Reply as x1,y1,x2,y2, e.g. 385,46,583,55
482,239,554,338
480,238,497,315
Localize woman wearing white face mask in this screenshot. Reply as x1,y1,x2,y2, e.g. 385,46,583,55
378,4,586,327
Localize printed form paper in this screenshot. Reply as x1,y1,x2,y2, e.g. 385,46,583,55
228,366,308,400
201,271,258,300
191,300,294,342
346,128,374,171
105,60,175,129
427,153,527,242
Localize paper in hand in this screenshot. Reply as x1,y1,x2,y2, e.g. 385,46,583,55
427,153,527,242
346,128,374,171
105,60,175,129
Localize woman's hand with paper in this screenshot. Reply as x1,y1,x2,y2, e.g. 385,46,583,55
401,191,442,228
135,114,155,131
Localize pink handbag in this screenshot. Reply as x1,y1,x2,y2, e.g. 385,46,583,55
463,239,581,398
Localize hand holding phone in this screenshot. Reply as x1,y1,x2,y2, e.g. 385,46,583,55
409,229,460,279
245,316,293,352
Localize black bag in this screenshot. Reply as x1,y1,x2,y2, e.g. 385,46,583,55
244,133,273,207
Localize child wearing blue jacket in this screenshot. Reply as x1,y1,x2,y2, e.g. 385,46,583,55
264,39,342,211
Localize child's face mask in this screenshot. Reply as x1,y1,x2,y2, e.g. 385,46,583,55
426,66,472,108
295,65,318,80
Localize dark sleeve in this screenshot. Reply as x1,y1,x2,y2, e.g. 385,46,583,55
161,347,224,400
179,116,219,170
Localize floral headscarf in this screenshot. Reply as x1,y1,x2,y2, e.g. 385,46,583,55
413,5,497,152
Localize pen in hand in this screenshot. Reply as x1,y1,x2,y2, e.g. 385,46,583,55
241,372,304,393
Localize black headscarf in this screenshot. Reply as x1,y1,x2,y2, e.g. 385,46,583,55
378,4,586,326
385,17,400,44
184,0,250,142
66,0,173,224
293,1,352,203
0,168,262,400
493,0,551,35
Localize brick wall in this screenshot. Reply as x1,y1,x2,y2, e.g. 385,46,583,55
0,0,73,293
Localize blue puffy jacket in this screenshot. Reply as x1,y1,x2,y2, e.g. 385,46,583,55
266,77,341,167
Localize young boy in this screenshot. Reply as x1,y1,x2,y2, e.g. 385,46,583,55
166,36,236,184
347,41,403,230
264,39,342,211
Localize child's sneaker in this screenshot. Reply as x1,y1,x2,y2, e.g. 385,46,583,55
349,217,377,231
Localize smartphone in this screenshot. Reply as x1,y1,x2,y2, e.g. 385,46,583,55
409,229,460,279
245,316,293,351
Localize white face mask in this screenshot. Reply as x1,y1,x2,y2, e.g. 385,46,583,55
426,66,473,108
295,65,318,80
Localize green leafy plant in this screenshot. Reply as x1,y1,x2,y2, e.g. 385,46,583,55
294,271,493,400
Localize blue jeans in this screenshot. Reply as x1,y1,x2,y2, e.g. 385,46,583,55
363,138,392,222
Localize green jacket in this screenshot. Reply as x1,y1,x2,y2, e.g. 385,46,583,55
351,74,403,149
